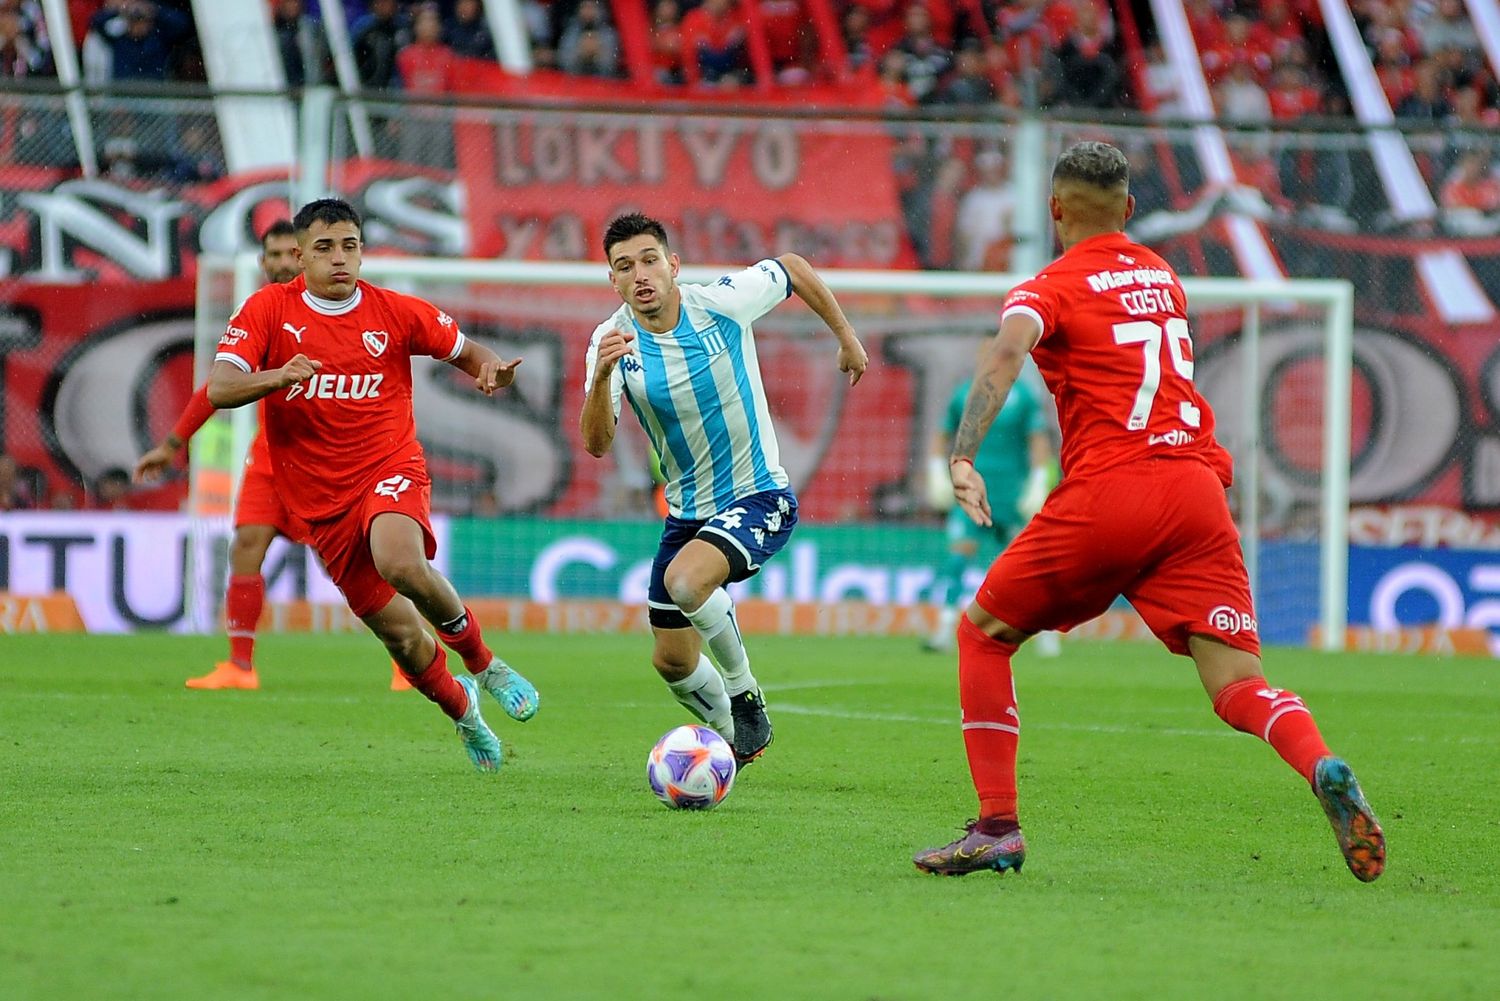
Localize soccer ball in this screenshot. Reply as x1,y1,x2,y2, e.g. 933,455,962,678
647,724,737,810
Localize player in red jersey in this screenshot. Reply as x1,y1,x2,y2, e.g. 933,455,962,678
912,142,1385,882
206,198,539,772
136,221,410,693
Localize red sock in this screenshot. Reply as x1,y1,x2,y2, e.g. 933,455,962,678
957,616,1021,821
1212,676,1332,784
437,606,494,674
402,645,469,721
224,574,264,669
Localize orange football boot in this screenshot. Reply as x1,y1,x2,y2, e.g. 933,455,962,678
185,661,259,690
390,660,413,691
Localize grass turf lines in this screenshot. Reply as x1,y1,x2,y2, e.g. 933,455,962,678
3,632,1497,1000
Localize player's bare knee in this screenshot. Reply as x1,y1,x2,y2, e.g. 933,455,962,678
663,568,712,614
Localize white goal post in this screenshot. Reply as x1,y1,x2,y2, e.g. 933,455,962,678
194,253,1354,651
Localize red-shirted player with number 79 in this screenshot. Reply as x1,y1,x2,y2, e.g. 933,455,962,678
912,142,1385,882
207,198,538,772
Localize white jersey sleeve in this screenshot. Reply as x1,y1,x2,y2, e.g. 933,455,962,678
584,315,626,420
692,258,793,326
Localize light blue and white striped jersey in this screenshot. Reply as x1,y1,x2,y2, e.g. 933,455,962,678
585,259,794,520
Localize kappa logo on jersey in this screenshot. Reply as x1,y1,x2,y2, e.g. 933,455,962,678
374,474,412,499
220,325,249,346
285,372,384,402
716,275,736,287
282,322,307,343
436,310,455,328
1207,604,1258,636
362,330,389,357
621,355,642,374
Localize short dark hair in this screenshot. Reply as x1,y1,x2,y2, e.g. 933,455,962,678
603,213,670,261
293,198,362,237
1052,141,1130,191
260,219,295,248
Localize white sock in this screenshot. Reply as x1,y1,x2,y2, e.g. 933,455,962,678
684,588,757,696
666,654,734,738
929,605,960,647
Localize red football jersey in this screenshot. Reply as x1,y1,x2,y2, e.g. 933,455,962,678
214,275,465,521
1002,231,1234,485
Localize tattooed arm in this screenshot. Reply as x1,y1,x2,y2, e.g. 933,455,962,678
950,313,1042,526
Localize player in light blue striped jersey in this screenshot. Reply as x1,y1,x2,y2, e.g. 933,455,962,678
582,213,868,765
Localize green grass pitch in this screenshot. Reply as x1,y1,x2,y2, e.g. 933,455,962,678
3,632,1497,1000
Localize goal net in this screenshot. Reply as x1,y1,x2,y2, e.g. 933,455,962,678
194,254,1353,649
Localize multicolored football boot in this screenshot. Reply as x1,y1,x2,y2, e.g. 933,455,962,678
477,659,539,722
454,675,503,773
1313,756,1386,882
913,819,1027,876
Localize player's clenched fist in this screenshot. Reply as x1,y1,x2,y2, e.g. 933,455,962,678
475,356,522,395
277,353,322,387
837,334,869,386
593,322,635,381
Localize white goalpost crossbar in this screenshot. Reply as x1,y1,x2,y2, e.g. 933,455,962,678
195,254,1354,651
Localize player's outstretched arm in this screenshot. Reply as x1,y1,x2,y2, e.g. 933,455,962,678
951,315,1040,526
207,355,321,409
134,383,217,483
581,322,633,458
450,338,521,396
776,252,868,386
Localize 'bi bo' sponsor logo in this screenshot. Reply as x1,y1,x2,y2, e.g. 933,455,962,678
1207,604,1258,636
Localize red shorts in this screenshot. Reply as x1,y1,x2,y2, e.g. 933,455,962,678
234,442,310,544
303,457,437,619
974,457,1260,657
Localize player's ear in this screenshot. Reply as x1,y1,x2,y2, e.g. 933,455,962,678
1123,192,1136,223
669,253,679,278
1049,194,1062,222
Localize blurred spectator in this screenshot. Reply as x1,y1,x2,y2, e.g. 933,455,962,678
1045,1,1119,109
273,0,330,88
445,0,495,60
1268,62,1323,121
680,0,749,88
1216,59,1272,124
90,467,133,510
1203,16,1273,84
0,0,52,78
557,0,619,78
849,0,909,55
1396,60,1453,121
0,454,40,510
1418,0,1480,58
102,134,144,179
843,4,872,74
167,120,223,181
396,3,457,165
759,0,812,85
87,0,192,83
1142,42,1183,117
936,41,995,105
649,0,684,84
954,149,1014,271
1441,150,1500,234
520,0,555,68
351,0,406,88
894,3,951,103
873,48,911,105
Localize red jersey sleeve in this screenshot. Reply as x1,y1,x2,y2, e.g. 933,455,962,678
1002,275,1064,341
214,288,279,374
403,294,466,361
170,383,216,441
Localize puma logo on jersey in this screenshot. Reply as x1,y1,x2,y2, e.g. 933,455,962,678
282,322,307,343
374,474,412,499
362,330,388,357
285,372,383,402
